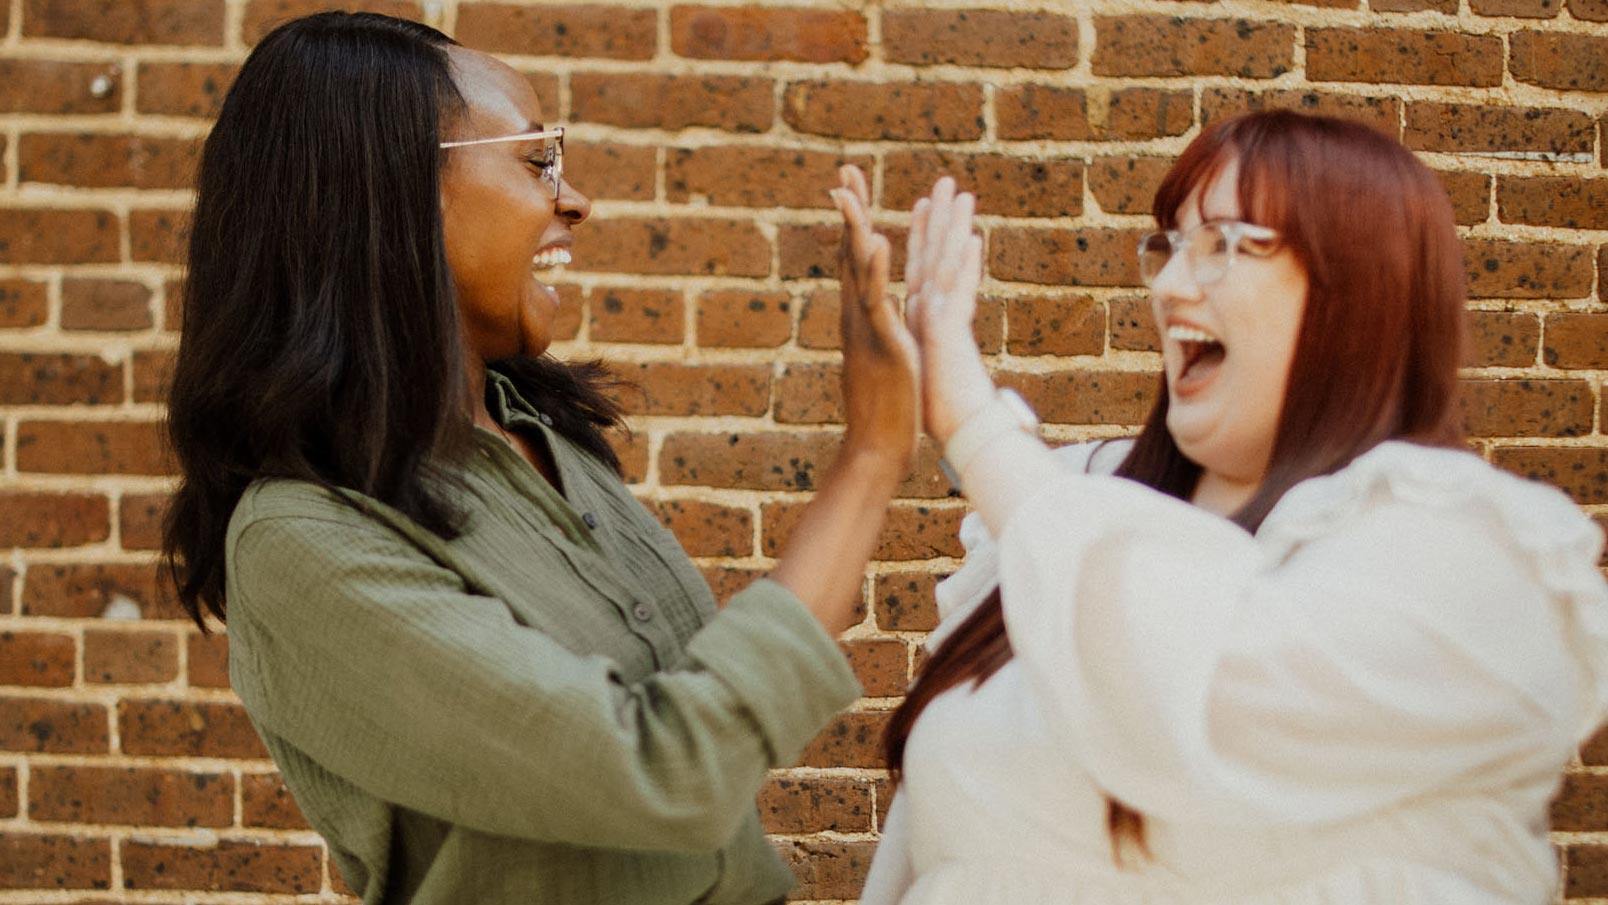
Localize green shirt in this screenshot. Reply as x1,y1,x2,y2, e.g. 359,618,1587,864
223,372,861,905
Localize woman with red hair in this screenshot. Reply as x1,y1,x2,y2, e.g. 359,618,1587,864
848,110,1608,903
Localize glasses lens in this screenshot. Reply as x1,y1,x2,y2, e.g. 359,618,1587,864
1137,232,1173,286
1188,224,1232,285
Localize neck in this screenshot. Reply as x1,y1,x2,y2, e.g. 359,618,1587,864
467,359,497,432
1191,469,1260,518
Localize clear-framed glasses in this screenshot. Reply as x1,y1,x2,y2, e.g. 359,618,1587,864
439,126,565,194
1136,220,1280,288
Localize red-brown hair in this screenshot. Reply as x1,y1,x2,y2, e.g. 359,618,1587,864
883,110,1469,863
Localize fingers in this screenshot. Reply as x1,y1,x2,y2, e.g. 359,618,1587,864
840,164,872,209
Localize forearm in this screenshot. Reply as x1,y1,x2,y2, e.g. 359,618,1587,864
956,430,1065,539
768,445,906,634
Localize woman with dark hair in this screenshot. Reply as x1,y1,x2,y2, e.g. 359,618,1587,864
860,111,1608,903
164,12,914,905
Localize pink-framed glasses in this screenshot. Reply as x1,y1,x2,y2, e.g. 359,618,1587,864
439,126,564,193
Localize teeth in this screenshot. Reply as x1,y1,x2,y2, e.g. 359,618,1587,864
531,247,572,269
1166,325,1220,344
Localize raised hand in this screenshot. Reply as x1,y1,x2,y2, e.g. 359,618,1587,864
829,165,919,466
904,177,997,444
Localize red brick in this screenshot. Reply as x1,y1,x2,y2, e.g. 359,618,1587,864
60,278,153,331
667,147,872,210
135,61,238,117
242,772,310,829
0,60,122,114
841,638,908,697
777,223,909,282
672,6,865,63
23,0,224,44
565,142,655,202
774,364,842,425
1093,17,1294,78
999,369,1158,426
0,493,110,548
122,839,321,893
0,632,74,687
883,9,1077,68
22,562,172,619
161,278,184,331
990,226,1145,288
571,73,772,133
521,71,560,121
1498,177,1608,230
129,208,191,264
0,568,11,616
0,832,111,889
998,86,1192,141
647,499,753,557
1199,87,1401,135
0,768,14,817
1374,0,1457,12
1463,239,1594,300
784,81,985,142
883,151,1083,219
1088,156,1172,217
456,4,656,60
1307,29,1501,86
1585,722,1608,763
778,839,879,900
1572,0,1608,19
0,353,122,405
0,209,118,264
699,565,770,607
30,766,232,826
1510,32,1608,92
119,493,169,550
1436,170,1491,226
1405,102,1594,158
1545,314,1608,368
17,420,175,476
1007,295,1105,357
661,432,838,491
588,288,683,344
762,502,966,561
0,698,109,753
1551,771,1608,831
550,283,584,343
1470,0,1559,15
609,363,770,417
1468,311,1538,367
1565,844,1608,897
187,632,231,688
118,699,268,758
1493,446,1608,505
696,290,792,348
0,280,48,328
572,218,769,277
242,0,423,44
610,430,649,485
758,776,874,834
1460,379,1592,438
874,570,943,632
901,440,961,502
84,629,179,684
20,133,198,190
798,710,891,768
799,290,843,350
133,349,175,403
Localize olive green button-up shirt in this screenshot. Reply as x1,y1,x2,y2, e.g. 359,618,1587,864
224,373,861,905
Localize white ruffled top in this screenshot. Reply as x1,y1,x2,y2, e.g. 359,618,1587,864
862,439,1608,905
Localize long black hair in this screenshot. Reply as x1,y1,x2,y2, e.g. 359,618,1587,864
165,12,623,628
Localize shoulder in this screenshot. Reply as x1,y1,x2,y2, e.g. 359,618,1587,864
1050,437,1134,477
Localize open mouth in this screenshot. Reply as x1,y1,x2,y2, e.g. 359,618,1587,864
1167,324,1226,385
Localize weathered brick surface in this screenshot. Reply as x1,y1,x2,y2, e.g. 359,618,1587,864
5,2,1608,902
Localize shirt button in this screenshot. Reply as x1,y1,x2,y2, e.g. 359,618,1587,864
537,412,554,426
581,512,599,529
632,603,653,622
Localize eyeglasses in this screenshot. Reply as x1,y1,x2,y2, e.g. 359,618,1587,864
439,126,564,194
1136,220,1280,288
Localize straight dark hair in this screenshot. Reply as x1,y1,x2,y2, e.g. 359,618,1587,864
884,110,1469,861
165,12,622,629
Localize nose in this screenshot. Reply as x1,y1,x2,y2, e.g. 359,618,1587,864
555,177,590,225
1146,248,1202,306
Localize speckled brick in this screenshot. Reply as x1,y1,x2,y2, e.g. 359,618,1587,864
454,4,656,60
0,280,48,328
117,699,269,759
122,839,322,893
129,208,190,264
778,223,909,282
16,420,176,476
999,86,1192,141
587,287,683,345
666,146,872,209
1200,88,1401,136
1110,295,1161,352
1498,176,1608,230
841,638,909,697
1572,0,1608,19
1470,0,1560,16
572,218,769,278
1565,844,1608,897
1544,313,1608,369
761,502,966,560
774,363,843,425
874,571,943,632
84,629,179,684
0,768,15,818
1093,17,1295,78
0,209,119,264
19,133,200,190
1550,772,1608,831
59,278,153,331
1463,239,1594,300
990,227,1146,288
29,766,232,826
0,698,109,754
21,562,174,619
671,6,866,63
647,499,754,557
1436,170,1491,225
566,143,655,202
783,80,985,142
883,9,1077,69
759,776,875,834
998,369,1157,426
695,290,792,348
882,151,1083,218
186,632,232,689
135,61,238,118
1405,102,1594,158
797,711,891,768
608,362,770,416
1460,378,1593,438
660,431,838,491
1511,31,1608,92
1492,446,1608,505
0,353,122,405
241,772,311,829
1006,294,1105,357
778,838,879,900
0,60,122,114
571,73,773,133
24,0,224,45
0,494,110,548
1307,28,1501,86
1088,156,1173,216
1467,311,1538,367
0,632,75,687
698,565,770,607
0,832,111,889
242,0,424,44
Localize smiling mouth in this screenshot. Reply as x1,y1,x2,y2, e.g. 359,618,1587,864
532,247,572,270
1167,324,1226,383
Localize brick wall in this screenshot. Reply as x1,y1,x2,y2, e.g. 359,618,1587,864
1,0,1606,901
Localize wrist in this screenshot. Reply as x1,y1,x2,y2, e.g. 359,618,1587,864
939,388,1040,491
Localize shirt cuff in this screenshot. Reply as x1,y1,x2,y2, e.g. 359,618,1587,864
685,578,861,767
